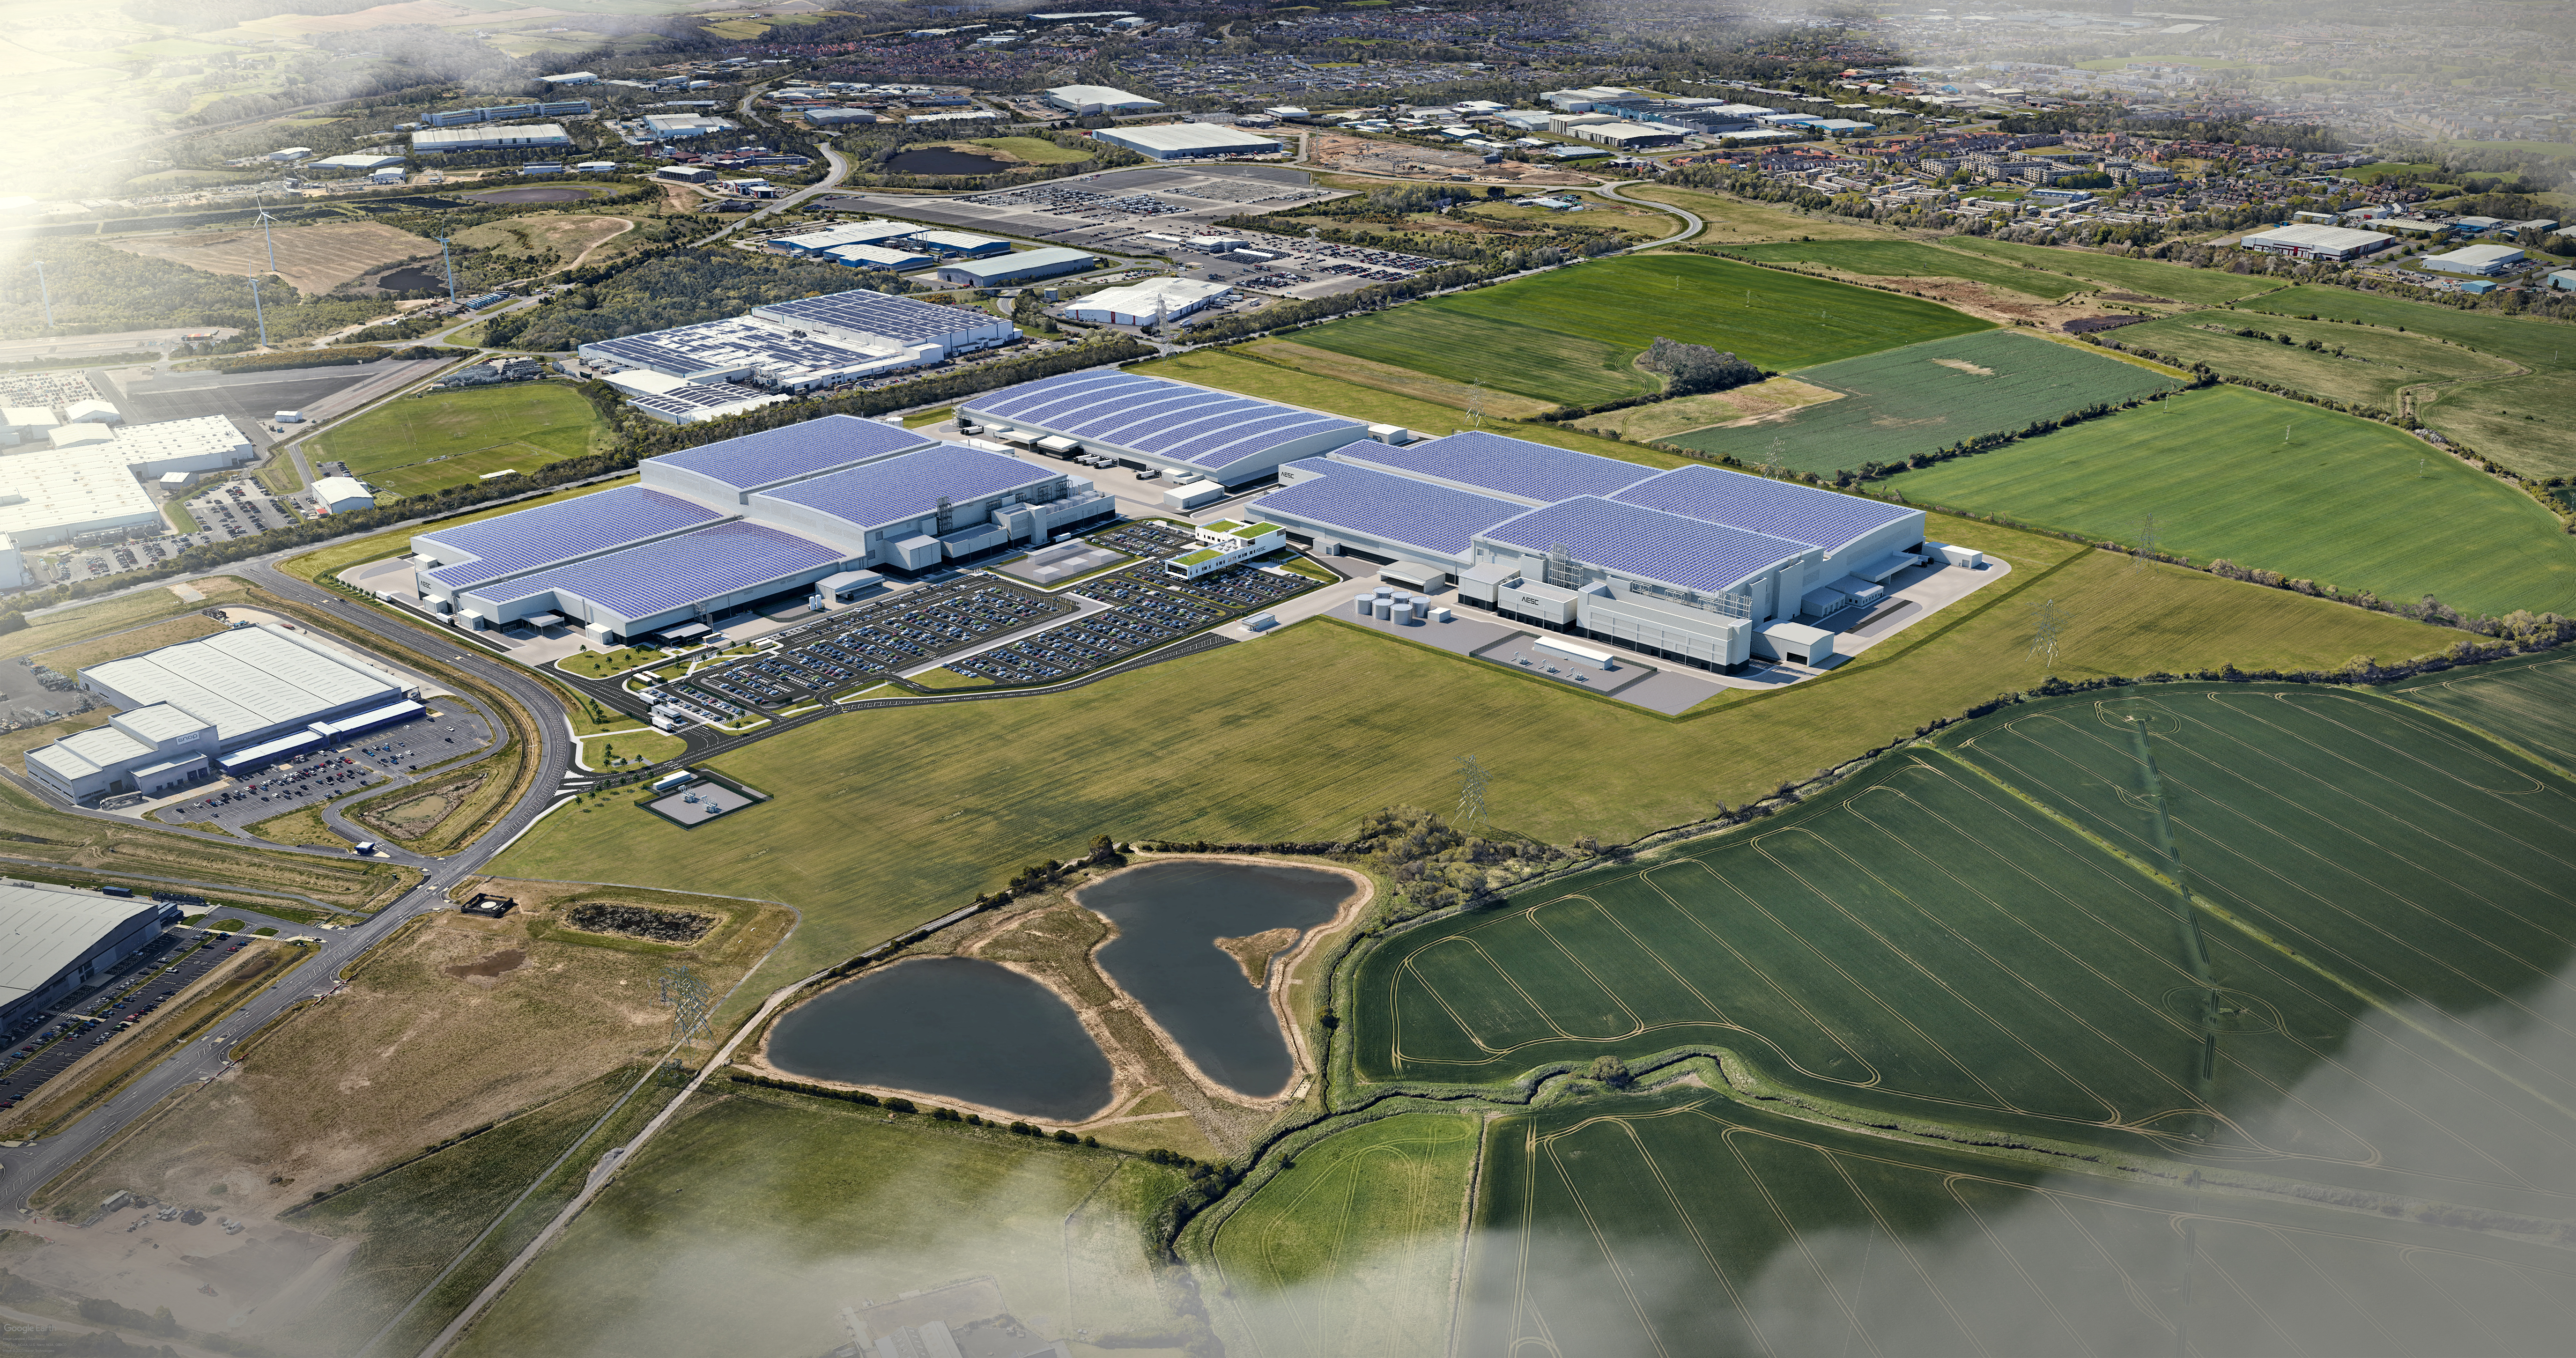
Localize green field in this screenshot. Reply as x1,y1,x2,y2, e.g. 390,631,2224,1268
492,523,2441,1003
1725,239,2084,298
2385,648,2576,775
1664,330,2178,472
2237,284,2576,479
1888,385,2576,618
455,1090,1192,1358
310,383,605,499
1292,255,1991,406
2110,311,2521,412
1941,236,2293,304
1465,1086,2576,1357
1206,1113,1476,1356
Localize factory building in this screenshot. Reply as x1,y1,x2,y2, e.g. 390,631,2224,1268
424,101,591,127
2422,243,2526,276
1044,84,1165,114
641,113,740,140
771,220,931,255
309,154,407,173
1091,124,1284,160
405,417,1110,641
1061,277,1229,326
960,370,1371,486
933,247,1097,287
577,288,1015,393
312,476,377,513
2238,223,2396,261
0,882,183,1038
1570,121,1687,149
0,416,254,569
411,123,574,154
1251,431,1928,672
24,623,424,800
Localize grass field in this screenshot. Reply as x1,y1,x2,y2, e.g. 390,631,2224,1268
1620,185,1888,244
1886,385,2576,618
2384,649,2576,774
1725,240,2084,298
454,1092,1193,1358
1463,1085,2576,1357
1665,331,2178,472
966,135,1094,165
309,383,605,499
1291,255,1991,406
2110,311,2521,412
1207,1113,1476,1357
491,527,2441,1003
1941,236,2293,305
2236,284,2576,480
1233,339,1558,421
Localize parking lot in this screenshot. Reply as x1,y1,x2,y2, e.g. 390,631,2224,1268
652,577,1079,720
148,705,498,841
945,548,1313,686
0,926,245,1114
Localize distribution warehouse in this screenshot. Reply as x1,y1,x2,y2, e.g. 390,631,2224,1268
0,881,182,1037
577,288,1017,421
404,416,1111,639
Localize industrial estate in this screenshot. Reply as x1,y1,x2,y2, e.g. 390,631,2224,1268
4,1,2576,1357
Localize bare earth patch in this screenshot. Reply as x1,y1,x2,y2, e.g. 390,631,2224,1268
106,221,441,296
1576,377,1840,443
1930,357,1996,376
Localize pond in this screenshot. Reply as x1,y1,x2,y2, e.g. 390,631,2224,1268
763,957,1113,1121
883,148,1012,176
1080,860,1354,1099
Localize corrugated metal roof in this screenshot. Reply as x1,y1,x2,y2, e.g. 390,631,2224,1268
81,627,399,745
474,520,847,621
1253,459,1525,559
1479,497,1807,594
647,415,934,492
963,371,1362,471
1608,465,1920,555
0,884,159,1010
1334,431,1658,504
750,290,1002,345
419,486,724,589
753,442,1057,531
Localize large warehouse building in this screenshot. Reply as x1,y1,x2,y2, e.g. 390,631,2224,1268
1251,431,1928,672
406,416,1111,639
577,288,1016,396
959,371,1372,486
2237,223,2395,261
0,882,182,1037
1092,124,1285,160
410,123,573,153
0,415,255,584
23,624,424,801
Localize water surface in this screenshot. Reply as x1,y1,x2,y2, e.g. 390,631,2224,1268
764,956,1112,1121
1081,861,1352,1098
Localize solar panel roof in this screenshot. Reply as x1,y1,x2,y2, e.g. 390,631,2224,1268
418,486,723,590
1609,465,1919,555
1479,497,1808,594
648,415,935,492
753,442,1056,531
1254,460,1525,559
751,290,999,345
474,520,847,621
1336,431,1658,504
963,372,1363,471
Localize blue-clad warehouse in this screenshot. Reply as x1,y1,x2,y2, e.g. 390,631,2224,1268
407,415,1113,642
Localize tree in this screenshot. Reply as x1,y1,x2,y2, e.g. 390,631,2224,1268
1640,337,1762,396
1587,1055,1630,1087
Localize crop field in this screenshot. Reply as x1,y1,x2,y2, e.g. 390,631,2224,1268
1939,236,2292,304
492,536,2441,1008
2385,649,2576,772
1887,385,2576,618
1207,1113,1476,1357
455,1092,1192,1358
105,220,438,295
1724,240,2082,298
1291,255,1990,406
310,382,605,498
2109,312,2521,412
1462,1088,2576,1358
1664,331,2178,472
2237,284,2576,480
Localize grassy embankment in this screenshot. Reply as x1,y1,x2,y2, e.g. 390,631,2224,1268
1939,235,2294,305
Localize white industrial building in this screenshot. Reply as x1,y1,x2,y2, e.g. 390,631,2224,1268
960,370,1371,486
1061,277,1230,326
2421,243,2526,276
312,476,377,514
23,624,424,801
1569,120,1687,149
933,247,1097,287
771,220,931,255
0,882,182,1037
2238,223,2396,261
1044,84,1165,113
0,415,254,579
411,123,574,153
309,154,407,172
1092,124,1284,160
1250,431,1930,672
405,417,1112,641
599,370,793,425
577,288,1015,394
641,113,740,140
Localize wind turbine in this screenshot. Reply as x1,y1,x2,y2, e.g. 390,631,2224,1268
249,274,269,347
32,259,54,328
255,203,280,277
438,236,459,302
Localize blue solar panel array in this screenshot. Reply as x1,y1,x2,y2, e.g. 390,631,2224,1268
649,415,934,492
1254,460,1527,558
964,372,1364,471
419,487,723,590
474,520,846,621
1610,465,1920,554
1480,498,1810,594
754,442,1057,531
752,290,999,345
1340,431,1658,503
